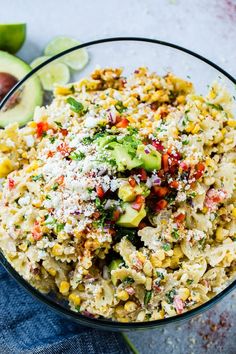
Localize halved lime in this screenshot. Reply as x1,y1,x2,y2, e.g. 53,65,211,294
30,56,50,69
0,23,26,54
36,62,70,91
44,36,89,70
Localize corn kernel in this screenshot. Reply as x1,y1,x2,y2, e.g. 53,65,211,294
77,284,85,291
59,281,70,295
227,120,236,128
162,258,171,268
221,128,227,135
69,293,81,306
143,261,153,277
185,122,194,133
232,208,236,218
118,317,129,323
28,121,37,128
48,268,57,277
26,161,39,172
115,305,125,317
18,243,28,252
117,290,129,301
124,301,138,313
216,227,229,241
202,206,208,214
145,277,152,290
150,254,163,268
178,287,190,301
22,152,28,159
54,86,72,95
154,113,161,120
52,244,63,256
0,158,14,178
137,251,146,263
191,124,200,134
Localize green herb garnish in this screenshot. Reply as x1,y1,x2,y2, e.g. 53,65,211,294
49,137,56,144
123,277,134,285
206,102,223,111
166,289,176,304
52,183,59,191
69,151,85,161
31,174,44,182
115,101,127,114
55,121,62,128
55,223,65,232
45,195,51,200
144,290,153,305
162,243,171,251
171,229,179,240
187,279,193,285
182,140,189,145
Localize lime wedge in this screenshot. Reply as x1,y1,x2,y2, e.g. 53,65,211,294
44,36,89,70
36,62,70,91
30,56,50,69
0,23,26,54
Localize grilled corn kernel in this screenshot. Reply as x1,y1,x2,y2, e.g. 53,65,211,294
26,161,39,172
232,208,236,218
202,206,208,214
162,258,171,268
54,86,72,95
0,158,14,178
118,317,129,323
185,122,194,133
192,124,200,134
22,152,28,159
158,309,165,319
150,254,163,268
52,244,63,256
124,301,138,313
221,128,227,135
216,227,229,241
173,246,184,258
59,281,70,295
178,288,190,301
227,120,236,127
77,284,85,291
28,121,37,128
143,261,153,277
137,252,146,263
18,243,28,252
48,268,57,277
69,293,81,306
115,305,126,317
117,290,129,301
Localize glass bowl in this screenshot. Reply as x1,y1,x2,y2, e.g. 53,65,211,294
0,37,235,331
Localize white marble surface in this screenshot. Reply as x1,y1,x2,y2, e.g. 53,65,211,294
1,0,236,353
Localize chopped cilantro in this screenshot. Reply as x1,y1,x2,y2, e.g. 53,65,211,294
188,192,196,198
87,187,94,194
115,101,127,114
55,223,65,232
123,277,134,285
31,174,44,182
55,121,62,128
166,289,176,304
156,271,164,280
67,97,85,113
206,102,223,111
171,229,179,240
144,290,153,305
82,136,94,145
75,305,81,312
45,195,51,200
52,183,59,191
49,136,56,143
95,197,102,208
162,243,171,251
69,151,85,161
182,140,189,145
187,279,194,285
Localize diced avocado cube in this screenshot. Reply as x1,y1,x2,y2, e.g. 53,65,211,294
116,203,146,228
109,259,123,285
96,135,116,148
106,142,142,171
118,182,150,202
137,144,161,172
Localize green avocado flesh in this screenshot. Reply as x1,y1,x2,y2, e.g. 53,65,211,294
0,51,43,127
118,182,150,202
106,142,142,171
137,144,162,172
116,203,146,228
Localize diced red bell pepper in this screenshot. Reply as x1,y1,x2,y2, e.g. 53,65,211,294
128,177,137,188
194,162,205,180
162,154,169,172
116,118,129,128
96,185,105,199
153,186,169,198
8,178,15,190
60,128,68,136
138,221,147,230
32,221,42,241
112,209,121,221
56,175,64,185
36,122,49,138
179,161,189,171
139,168,148,182
169,180,179,189
174,213,185,223
155,199,168,211
132,195,145,211
47,151,55,158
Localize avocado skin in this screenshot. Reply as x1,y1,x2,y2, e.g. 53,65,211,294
116,203,146,228
137,144,162,172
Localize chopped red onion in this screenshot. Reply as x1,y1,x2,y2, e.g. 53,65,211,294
144,147,150,154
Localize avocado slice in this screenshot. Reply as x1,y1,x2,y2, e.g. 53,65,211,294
137,144,162,172
116,203,146,228
96,135,117,148
118,182,150,202
109,259,124,285
106,142,142,171
0,51,43,127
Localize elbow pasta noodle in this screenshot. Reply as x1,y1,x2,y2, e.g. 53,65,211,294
0,67,235,322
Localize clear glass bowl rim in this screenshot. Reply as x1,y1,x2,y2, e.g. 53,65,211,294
0,37,235,331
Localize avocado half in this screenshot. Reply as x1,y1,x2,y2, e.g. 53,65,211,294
0,51,43,128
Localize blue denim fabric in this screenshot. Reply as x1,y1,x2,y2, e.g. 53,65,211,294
0,266,131,354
